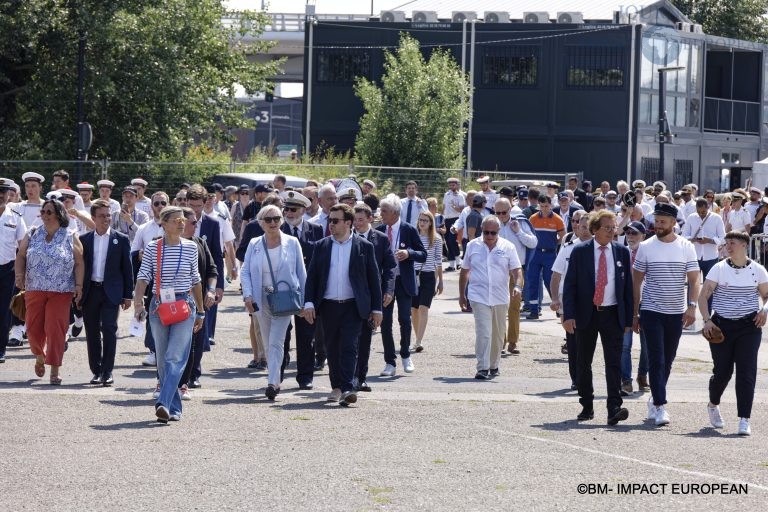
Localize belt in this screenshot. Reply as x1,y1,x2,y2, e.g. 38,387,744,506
91,280,104,287
594,304,618,312
324,298,355,304
0,260,14,267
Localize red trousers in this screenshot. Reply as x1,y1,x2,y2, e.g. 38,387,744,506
25,291,73,367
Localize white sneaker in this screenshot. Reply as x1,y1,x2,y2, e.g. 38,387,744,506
142,352,156,367
380,364,396,377
738,418,751,436
646,396,656,420
402,357,415,373
9,325,24,342
655,406,670,426
152,381,160,400
179,384,191,401
707,405,724,428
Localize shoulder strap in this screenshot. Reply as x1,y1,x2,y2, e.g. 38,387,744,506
262,237,277,287
155,242,162,297
692,212,711,239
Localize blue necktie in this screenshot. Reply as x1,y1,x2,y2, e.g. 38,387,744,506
406,200,413,224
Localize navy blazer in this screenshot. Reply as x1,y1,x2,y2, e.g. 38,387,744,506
81,230,133,307
562,240,634,330
304,235,382,320
281,220,323,267
237,219,263,261
376,221,427,297
361,229,396,296
553,205,581,233
199,216,225,289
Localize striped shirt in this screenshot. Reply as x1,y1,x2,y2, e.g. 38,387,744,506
137,238,201,294
415,234,443,272
634,236,698,314
707,259,768,319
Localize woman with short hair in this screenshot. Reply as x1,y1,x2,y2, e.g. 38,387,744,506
699,231,768,436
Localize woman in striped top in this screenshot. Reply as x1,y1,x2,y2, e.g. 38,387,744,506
410,211,444,352
134,206,204,424
698,231,768,436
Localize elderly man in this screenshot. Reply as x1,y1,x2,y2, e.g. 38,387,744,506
553,192,580,233
443,177,466,272
459,215,522,379
310,183,338,238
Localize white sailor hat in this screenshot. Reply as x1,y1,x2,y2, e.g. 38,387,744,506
476,176,490,184
0,178,13,191
363,179,376,189
77,182,94,191
447,177,460,184
632,179,646,189
338,188,359,202
97,179,115,188
22,172,45,183
279,190,311,208
11,181,20,194
131,177,148,187
58,189,78,199
46,191,63,200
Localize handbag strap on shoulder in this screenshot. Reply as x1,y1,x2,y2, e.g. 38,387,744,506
262,237,277,287
155,240,162,297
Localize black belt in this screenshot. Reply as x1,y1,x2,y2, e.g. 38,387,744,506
594,304,618,312
0,261,13,267
324,298,355,304
91,280,104,287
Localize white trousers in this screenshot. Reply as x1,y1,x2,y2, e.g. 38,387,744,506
255,304,291,387
472,302,508,371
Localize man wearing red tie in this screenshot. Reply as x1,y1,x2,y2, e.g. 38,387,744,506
563,210,634,425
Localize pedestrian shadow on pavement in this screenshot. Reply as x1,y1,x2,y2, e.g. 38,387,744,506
532,358,567,365
275,400,336,410
526,388,575,398
99,399,152,408
202,396,256,406
449,353,475,359
433,376,498,384
119,369,157,379
533,419,657,432
677,427,737,438
207,367,252,380
231,347,253,354
90,420,165,431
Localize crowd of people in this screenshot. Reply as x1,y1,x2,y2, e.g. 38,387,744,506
0,171,765,434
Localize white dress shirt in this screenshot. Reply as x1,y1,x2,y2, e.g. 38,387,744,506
400,197,427,226
464,237,521,307
131,219,164,253
91,228,111,282
310,210,330,235
593,242,617,306
323,234,355,300
682,211,725,261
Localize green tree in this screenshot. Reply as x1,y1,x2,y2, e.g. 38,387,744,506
0,1,281,160
354,34,471,170
672,0,768,42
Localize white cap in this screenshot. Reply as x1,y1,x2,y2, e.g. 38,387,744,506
58,189,78,199
11,182,20,194
363,179,376,189
77,182,94,191
97,179,115,188
22,172,45,183
131,178,148,187
279,190,311,208
476,176,490,184
46,191,63,200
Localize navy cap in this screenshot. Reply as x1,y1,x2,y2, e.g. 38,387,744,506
653,203,678,218
239,184,250,192
518,189,529,199
254,184,273,194
498,186,514,197
624,221,647,235
558,192,569,200
472,194,487,206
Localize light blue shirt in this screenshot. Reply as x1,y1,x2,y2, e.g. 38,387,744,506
323,233,355,300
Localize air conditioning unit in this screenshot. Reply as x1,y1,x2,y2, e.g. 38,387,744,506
613,11,630,24
412,11,439,23
691,23,703,34
380,10,406,22
452,11,477,23
676,21,691,32
484,11,510,23
524,12,549,24
557,12,584,24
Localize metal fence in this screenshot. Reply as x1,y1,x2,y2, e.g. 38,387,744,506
749,234,768,267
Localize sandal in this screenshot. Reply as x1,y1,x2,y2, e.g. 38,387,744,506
49,376,62,386
34,360,45,378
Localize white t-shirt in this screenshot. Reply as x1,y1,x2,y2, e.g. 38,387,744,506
634,235,699,314
706,259,768,320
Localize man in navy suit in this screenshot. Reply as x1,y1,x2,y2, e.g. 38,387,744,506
563,210,634,425
186,185,224,388
376,194,427,376
280,191,323,389
79,199,134,386
353,203,396,391
302,204,382,406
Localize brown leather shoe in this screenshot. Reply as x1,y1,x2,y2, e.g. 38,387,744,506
636,374,650,392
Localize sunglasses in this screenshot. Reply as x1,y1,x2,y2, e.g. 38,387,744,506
283,206,299,213
186,218,198,226
153,201,167,207
494,210,510,215
328,218,345,224
239,191,249,195
482,230,498,236
263,216,281,224
169,218,186,224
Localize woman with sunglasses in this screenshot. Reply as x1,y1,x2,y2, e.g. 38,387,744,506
134,206,205,423
15,199,84,385
725,189,752,234
704,190,720,214
411,211,443,352
241,205,306,400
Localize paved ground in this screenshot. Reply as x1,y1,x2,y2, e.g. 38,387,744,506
2,270,768,511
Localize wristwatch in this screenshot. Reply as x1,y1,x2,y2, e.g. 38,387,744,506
196,311,206,318
687,301,697,308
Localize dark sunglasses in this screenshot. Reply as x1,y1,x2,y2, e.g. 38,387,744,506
483,230,498,236
263,216,281,224
153,201,167,207
239,191,249,195
494,210,509,215
283,206,299,213
328,218,345,224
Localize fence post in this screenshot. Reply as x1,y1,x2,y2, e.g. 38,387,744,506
230,160,236,174
103,158,109,180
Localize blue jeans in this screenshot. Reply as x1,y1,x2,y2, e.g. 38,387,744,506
640,310,683,407
620,329,649,381
149,296,195,417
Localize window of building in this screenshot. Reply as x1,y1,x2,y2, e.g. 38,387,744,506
673,160,694,191
316,50,371,84
566,46,625,89
481,46,539,87
641,157,660,184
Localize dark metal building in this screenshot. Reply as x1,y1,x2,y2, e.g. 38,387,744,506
302,1,768,191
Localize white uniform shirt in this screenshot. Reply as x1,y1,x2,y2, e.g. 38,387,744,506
464,237,522,307
0,207,27,265
91,228,111,282
443,190,467,220
131,219,164,253
726,207,751,233
682,212,725,261
135,197,152,216
18,201,43,230
552,237,590,307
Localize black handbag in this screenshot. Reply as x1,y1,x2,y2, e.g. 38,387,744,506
263,237,302,317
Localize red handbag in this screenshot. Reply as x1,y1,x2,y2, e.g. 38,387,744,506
155,241,191,326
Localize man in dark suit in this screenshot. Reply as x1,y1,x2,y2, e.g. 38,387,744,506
280,191,323,389
79,199,133,386
185,184,224,388
303,204,382,406
353,204,396,391
376,194,427,376
563,210,634,425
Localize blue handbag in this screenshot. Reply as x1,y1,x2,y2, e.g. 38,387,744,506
263,237,302,317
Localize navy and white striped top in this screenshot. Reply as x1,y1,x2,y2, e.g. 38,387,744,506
137,238,201,294
707,259,768,319
415,234,443,273
634,236,698,314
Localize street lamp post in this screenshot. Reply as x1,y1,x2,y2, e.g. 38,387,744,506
657,66,685,183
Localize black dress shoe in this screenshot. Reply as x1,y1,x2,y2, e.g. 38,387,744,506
90,374,101,385
265,384,278,401
298,382,314,390
489,368,500,377
577,408,595,421
313,359,326,371
101,374,114,387
357,381,372,392
607,408,629,426
70,324,83,338
189,379,201,389
208,338,216,346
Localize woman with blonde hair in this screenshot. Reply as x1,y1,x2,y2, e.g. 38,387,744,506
411,210,444,352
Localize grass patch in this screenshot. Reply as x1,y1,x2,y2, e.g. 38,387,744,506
367,486,393,496
290,416,311,421
373,497,392,505
495,484,509,491
433,459,447,464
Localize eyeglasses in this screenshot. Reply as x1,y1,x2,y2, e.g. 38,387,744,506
599,226,617,232
283,206,299,213
494,210,510,215
418,218,430,223
169,218,186,224
263,216,281,224
328,218,345,224
239,191,249,195
482,230,498,236
41,210,56,216
153,201,167,207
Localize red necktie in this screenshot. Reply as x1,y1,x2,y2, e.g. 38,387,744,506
387,225,393,246
594,246,608,306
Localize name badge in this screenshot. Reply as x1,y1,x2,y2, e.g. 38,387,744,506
4,223,16,229
160,287,176,303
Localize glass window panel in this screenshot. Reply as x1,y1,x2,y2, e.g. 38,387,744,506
566,46,625,89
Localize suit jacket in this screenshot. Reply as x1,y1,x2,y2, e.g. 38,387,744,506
240,232,307,312
199,215,225,289
360,229,396,296
189,235,218,290
281,220,323,267
81,229,133,307
237,219,264,261
553,205,581,233
562,240,634,330
376,221,427,296
304,235,382,320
